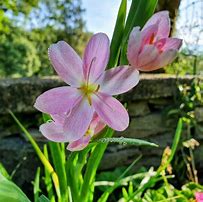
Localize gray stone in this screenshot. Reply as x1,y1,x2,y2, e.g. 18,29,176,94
0,74,200,114
128,101,150,117
116,113,173,138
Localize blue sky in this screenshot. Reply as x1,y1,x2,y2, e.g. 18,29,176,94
82,0,128,38
82,0,203,52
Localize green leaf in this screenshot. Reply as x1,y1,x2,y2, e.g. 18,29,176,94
159,118,183,171
34,167,41,202
0,172,31,202
95,137,158,147
43,145,55,202
0,163,11,180
108,0,127,68
42,113,52,122
49,142,68,200
38,195,50,202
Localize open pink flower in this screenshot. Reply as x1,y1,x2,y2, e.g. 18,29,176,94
34,33,139,142
40,113,105,151
127,11,182,71
196,192,203,202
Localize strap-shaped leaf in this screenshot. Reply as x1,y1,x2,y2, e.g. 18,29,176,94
96,137,158,147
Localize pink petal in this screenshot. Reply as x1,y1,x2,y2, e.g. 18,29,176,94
155,38,182,51
40,121,70,142
127,27,142,67
51,114,67,125
141,49,177,71
48,41,83,86
142,11,170,38
83,33,110,83
90,113,106,134
97,66,139,95
34,87,81,115
92,93,129,131
141,24,158,46
137,45,159,67
67,136,91,151
196,192,203,202
63,98,94,141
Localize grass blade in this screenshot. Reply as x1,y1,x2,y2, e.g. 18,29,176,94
34,167,41,202
49,142,68,200
0,163,10,180
43,145,55,202
98,155,142,202
9,110,61,201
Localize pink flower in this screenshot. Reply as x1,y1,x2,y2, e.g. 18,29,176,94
67,113,106,151
34,33,139,143
196,192,203,202
40,113,105,151
127,11,182,71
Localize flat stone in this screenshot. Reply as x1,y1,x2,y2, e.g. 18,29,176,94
128,101,150,117
0,74,200,114
116,113,173,138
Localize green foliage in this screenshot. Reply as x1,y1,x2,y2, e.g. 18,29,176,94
0,32,41,77
0,0,91,77
165,51,203,75
0,172,31,202
0,0,39,15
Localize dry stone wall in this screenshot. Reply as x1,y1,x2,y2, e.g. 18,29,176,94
0,74,202,190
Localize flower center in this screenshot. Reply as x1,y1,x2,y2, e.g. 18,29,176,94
78,83,100,105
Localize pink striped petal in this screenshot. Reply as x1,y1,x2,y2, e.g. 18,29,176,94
142,11,170,38
63,98,94,141
34,87,81,115
90,113,106,134
92,93,129,131
141,24,158,46
48,41,83,86
51,114,67,125
155,38,182,51
127,27,142,67
67,136,91,151
97,66,139,95
83,33,110,83
141,49,177,71
137,45,159,67
40,121,70,142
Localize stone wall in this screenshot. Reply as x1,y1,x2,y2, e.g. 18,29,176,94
0,74,203,192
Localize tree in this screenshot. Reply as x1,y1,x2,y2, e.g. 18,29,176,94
0,0,91,77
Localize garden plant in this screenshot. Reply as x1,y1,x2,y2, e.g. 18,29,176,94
0,0,202,202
